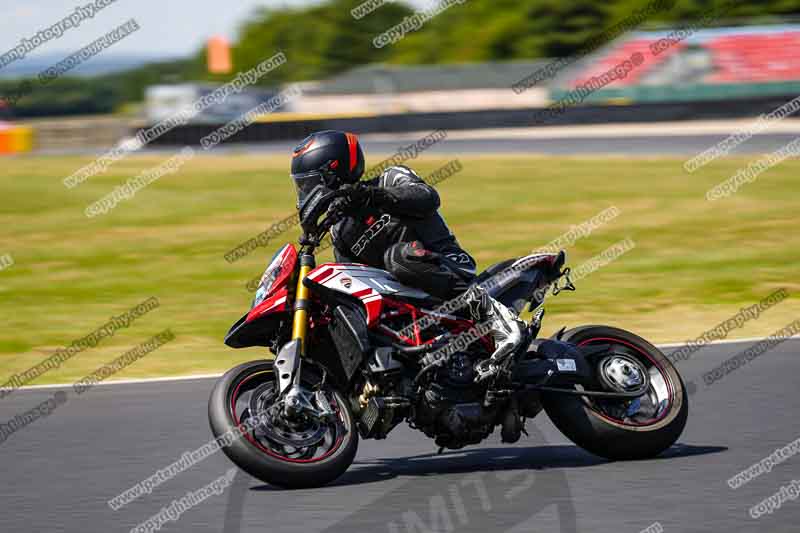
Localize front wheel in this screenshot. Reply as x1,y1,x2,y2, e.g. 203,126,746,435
542,325,688,460
208,360,358,489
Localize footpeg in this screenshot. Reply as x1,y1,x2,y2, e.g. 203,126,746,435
475,360,498,382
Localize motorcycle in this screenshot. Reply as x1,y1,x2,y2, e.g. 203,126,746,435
209,186,688,489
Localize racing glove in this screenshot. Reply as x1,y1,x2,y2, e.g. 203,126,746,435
338,182,391,212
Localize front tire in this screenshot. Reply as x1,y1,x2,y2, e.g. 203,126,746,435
208,360,358,489
542,325,688,460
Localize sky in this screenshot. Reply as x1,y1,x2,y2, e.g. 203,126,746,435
0,0,426,60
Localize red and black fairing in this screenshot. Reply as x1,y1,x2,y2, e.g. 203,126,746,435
224,244,297,349
225,246,564,351
304,263,394,326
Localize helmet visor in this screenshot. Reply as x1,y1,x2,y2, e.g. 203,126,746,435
291,170,326,207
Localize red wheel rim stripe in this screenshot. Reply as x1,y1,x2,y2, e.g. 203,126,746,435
230,371,345,464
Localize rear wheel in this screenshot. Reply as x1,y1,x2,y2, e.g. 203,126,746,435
542,325,688,460
208,360,358,489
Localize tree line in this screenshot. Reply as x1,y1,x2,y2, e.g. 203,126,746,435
2,0,796,117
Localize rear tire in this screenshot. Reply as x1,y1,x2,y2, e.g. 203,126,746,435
208,360,358,489
542,325,688,460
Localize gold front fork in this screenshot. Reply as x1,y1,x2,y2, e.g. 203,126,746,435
290,262,313,355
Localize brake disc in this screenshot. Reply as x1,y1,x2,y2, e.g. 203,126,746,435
248,383,327,448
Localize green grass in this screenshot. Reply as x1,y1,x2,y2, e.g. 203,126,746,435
1,152,798,385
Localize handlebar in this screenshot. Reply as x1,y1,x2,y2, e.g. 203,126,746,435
298,187,350,248
317,209,342,233
317,188,350,228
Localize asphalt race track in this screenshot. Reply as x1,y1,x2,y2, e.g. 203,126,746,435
45,123,798,157
1,338,798,533
193,132,800,156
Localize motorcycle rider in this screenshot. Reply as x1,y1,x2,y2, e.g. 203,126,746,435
290,130,524,363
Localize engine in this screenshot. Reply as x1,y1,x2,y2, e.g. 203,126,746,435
354,336,518,449
412,351,499,450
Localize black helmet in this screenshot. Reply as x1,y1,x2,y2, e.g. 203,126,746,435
290,130,365,207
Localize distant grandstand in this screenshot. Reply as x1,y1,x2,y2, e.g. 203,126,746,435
556,23,800,102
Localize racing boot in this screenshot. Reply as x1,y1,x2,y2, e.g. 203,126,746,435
468,286,526,381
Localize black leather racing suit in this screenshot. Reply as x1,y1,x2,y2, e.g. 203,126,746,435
330,165,476,299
